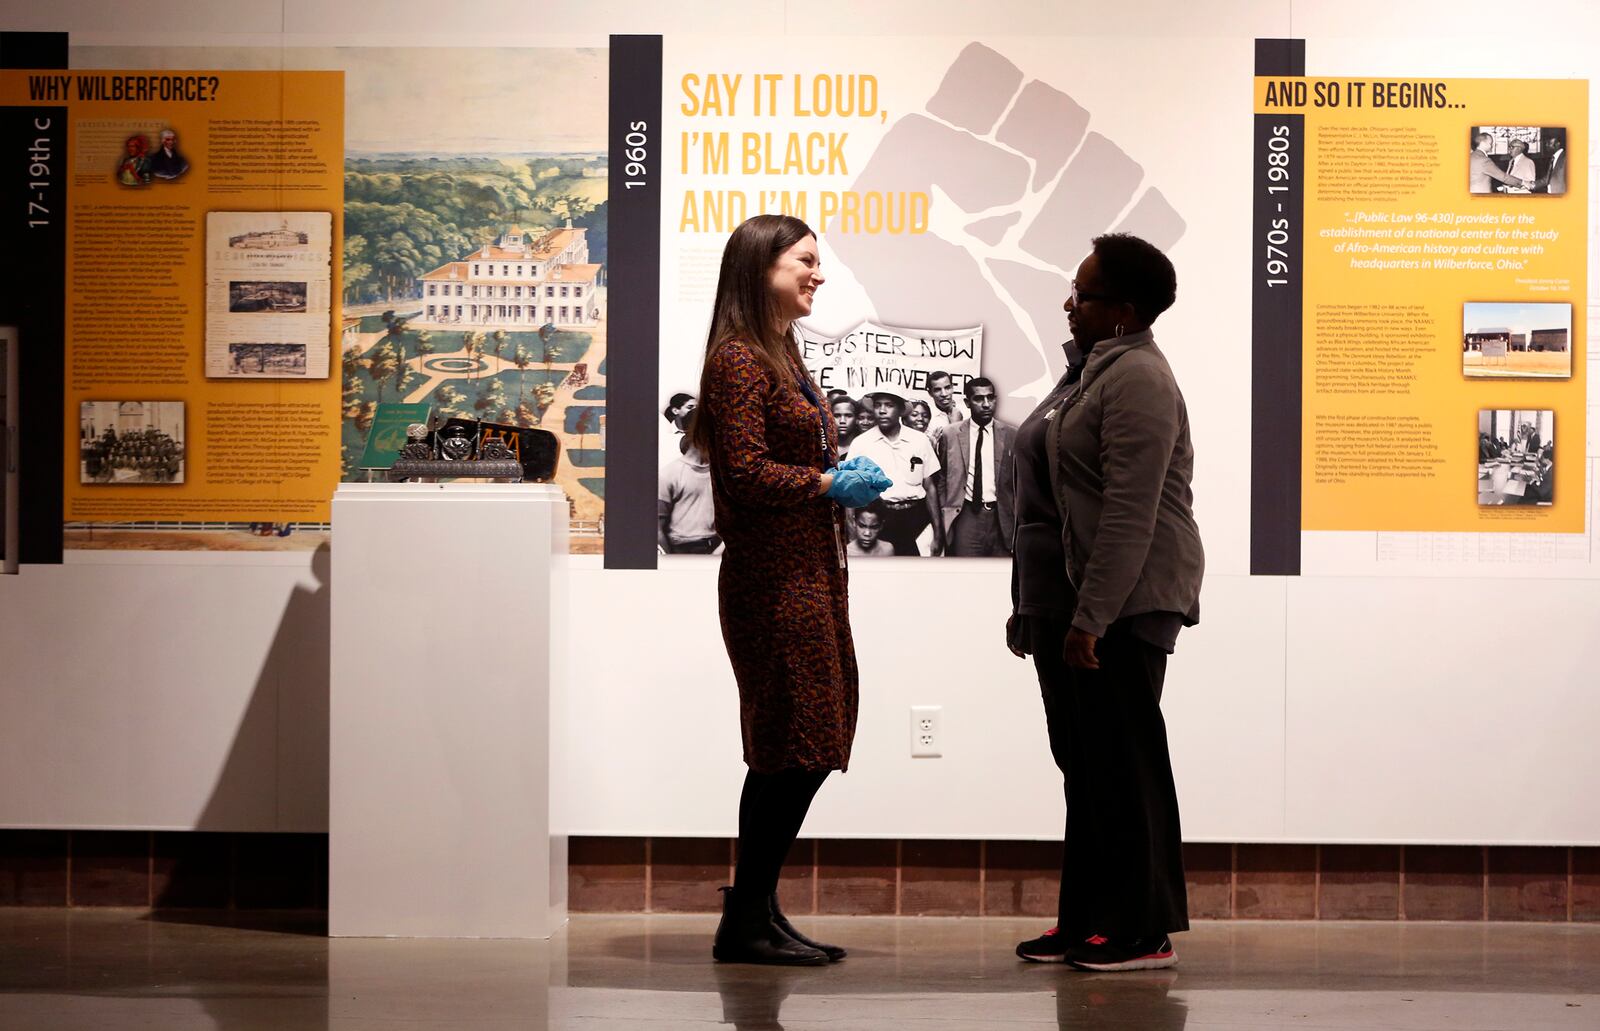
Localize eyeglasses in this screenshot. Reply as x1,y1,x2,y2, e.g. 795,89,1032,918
1069,280,1120,305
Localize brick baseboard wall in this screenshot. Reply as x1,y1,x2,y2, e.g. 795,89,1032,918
573,838,1600,921
3,830,1596,921
0,830,325,909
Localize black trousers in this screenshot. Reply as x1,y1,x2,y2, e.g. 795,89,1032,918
732,768,829,897
1031,619,1189,937
877,502,930,556
948,500,1004,556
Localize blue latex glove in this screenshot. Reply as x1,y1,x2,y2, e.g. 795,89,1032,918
825,465,892,508
837,454,887,479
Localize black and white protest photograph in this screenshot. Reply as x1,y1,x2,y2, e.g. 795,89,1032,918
668,361,1018,559
228,280,309,313
1469,125,1567,195
79,401,186,485
1477,409,1553,506
845,384,946,555
1462,301,1572,379
227,342,309,376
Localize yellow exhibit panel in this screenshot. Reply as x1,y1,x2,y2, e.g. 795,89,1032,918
0,69,344,527
1256,77,1584,532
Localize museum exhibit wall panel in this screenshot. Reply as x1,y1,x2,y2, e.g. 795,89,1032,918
653,31,1258,575
2,0,1598,845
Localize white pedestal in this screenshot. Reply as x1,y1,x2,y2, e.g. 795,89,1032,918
329,482,569,938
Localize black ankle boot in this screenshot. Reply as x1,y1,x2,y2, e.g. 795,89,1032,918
712,886,828,965
770,893,846,961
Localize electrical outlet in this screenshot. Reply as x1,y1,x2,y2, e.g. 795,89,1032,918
910,705,942,757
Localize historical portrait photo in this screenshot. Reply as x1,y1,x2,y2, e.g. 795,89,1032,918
1469,126,1567,195
79,401,186,485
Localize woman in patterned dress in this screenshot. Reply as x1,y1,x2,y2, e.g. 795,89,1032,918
688,215,889,965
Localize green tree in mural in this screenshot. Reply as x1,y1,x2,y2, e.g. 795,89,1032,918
575,199,608,267
476,376,509,416
434,384,469,420
463,331,486,382
341,196,470,305
512,343,532,402
354,400,378,435
415,329,435,364
341,155,606,305
372,235,415,301
343,235,372,305
341,348,365,421
367,341,400,401
375,310,411,395
576,408,600,454
491,329,509,365
531,382,557,426
392,352,409,399
538,322,557,370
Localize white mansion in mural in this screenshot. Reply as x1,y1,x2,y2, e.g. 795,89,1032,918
418,222,602,328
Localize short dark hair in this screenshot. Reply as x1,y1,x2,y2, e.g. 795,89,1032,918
826,388,850,402
855,501,885,521
964,376,995,399
1091,233,1177,325
663,392,693,422
928,370,952,386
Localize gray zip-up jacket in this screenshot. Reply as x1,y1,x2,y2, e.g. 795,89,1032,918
1045,328,1203,637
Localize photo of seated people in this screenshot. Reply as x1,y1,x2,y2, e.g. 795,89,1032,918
1469,125,1567,195
80,401,186,485
1477,409,1553,506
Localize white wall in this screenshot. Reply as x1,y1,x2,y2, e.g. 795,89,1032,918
0,552,329,831
6,548,1599,844
3,0,1600,843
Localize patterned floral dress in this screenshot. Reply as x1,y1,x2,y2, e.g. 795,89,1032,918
704,341,857,773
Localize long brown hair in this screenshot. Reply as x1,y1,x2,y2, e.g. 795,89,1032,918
687,214,820,456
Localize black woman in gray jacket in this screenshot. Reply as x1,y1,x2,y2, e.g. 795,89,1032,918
1008,233,1202,972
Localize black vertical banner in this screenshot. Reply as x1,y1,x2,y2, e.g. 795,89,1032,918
1250,38,1305,576
606,34,663,570
1,32,68,565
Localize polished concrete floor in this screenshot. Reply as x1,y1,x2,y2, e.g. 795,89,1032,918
0,909,1596,1029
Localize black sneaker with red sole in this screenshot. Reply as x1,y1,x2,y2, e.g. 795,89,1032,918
1015,926,1073,963
1064,933,1178,971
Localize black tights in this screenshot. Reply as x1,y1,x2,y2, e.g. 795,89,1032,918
732,768,829,898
